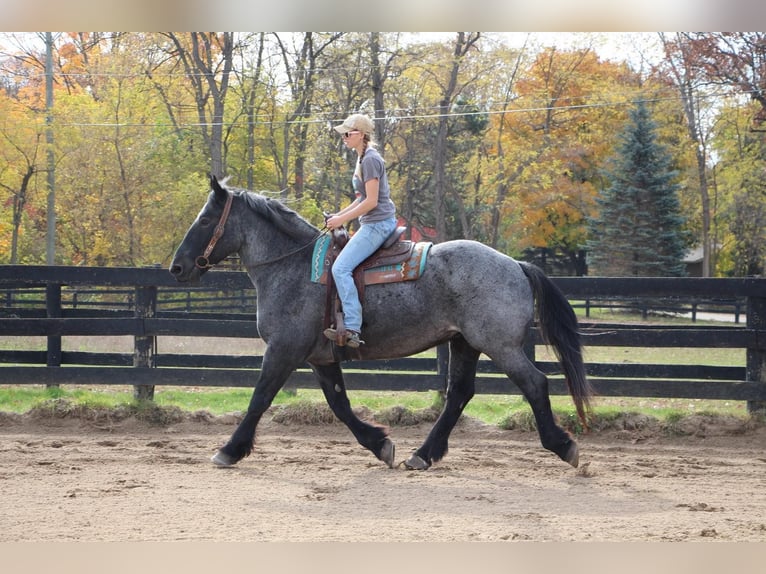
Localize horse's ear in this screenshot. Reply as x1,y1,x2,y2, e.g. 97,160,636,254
209,173,227,204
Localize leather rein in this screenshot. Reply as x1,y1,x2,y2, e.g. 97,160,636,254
195,190,327,270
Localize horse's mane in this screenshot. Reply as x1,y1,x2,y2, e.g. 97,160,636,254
232,186,320,241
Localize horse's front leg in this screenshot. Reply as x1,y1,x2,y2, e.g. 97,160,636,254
212,349,300,467
311,362,395,468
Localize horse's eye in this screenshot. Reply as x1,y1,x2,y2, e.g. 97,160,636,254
199,217,211,226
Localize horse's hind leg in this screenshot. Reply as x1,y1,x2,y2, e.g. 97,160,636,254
404,334,480,470
310,362,395,468
494,347,579,467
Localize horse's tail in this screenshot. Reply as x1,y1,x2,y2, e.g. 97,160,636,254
518,261,593,426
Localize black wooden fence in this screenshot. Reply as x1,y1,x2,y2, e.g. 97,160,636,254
1,265,765,413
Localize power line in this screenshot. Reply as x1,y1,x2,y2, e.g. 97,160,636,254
0,88,745,132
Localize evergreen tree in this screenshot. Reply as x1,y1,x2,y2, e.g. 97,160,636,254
588,99,689,276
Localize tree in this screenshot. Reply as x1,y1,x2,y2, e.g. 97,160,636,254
3,32,762,272
0,81,46,263
484,39,529,251
272,32,344,198
495,46,636,274
712,101,766,276
152,33,235,178
50,33,205,266
658,33,719,276
685,33,766,126
588,99,689,276
432,32,481,242
237,32,266,191
380,33,489,243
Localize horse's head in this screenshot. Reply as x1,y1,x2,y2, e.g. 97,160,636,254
169,174,238,282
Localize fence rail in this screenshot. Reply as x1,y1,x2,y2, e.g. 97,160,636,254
1,265,765,412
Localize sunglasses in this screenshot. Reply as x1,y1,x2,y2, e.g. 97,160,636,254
341,130,360,138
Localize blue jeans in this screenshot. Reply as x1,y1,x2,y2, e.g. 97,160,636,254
331,217,397,333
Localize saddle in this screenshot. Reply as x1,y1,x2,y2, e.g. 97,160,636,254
311,225,432,346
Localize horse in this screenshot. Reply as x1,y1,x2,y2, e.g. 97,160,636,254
170,175,593,470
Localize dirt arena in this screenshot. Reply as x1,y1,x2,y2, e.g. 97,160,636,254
1,408,765,542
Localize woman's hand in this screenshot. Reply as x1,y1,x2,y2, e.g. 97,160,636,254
326,214,345,230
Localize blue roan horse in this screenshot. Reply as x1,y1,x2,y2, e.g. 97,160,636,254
170,175,593,470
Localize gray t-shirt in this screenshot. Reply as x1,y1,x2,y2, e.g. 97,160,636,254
352,147,396,224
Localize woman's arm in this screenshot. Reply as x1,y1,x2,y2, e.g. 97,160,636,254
334,198,361,217
327,178,379,230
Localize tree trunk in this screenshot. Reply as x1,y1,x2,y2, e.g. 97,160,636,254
10,166,34,264
660,33,714,276
166,33,234,179
433,32,480,242
369,32,387,150
245,34,265,191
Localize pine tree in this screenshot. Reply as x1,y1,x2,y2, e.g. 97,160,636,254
588,99,689,276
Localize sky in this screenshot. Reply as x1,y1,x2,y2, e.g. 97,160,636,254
2,32,665,73
407,32,664,67
1,0,762,32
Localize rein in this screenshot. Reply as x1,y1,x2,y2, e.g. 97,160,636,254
195,190,328,270
247,228,329,269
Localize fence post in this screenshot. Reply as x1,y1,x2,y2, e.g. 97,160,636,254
134,285,157,401
45,283,61,388
746,292,766,415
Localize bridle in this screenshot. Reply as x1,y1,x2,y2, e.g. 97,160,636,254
195,191,234,269
194,189,328,270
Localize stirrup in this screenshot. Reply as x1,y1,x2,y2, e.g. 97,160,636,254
345,330,364,349
323,328,364,348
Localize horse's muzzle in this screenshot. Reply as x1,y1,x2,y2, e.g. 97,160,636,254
169,260,200,282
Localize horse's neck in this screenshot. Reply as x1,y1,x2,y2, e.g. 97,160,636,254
239,222,314,288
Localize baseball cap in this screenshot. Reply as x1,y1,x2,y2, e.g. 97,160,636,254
333,113,374,135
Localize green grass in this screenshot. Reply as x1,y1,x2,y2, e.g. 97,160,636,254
152,387,257,414
0,385,756,433
0,385,134,413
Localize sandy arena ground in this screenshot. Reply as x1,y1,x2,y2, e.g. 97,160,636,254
1,409,765,543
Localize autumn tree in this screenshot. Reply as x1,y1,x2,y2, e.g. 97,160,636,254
309,33,427,235
228,32,267,191
588,99,689,276
482,38,530,251
381,34,489,243
1,33,211,266
383,45,438,240
143,33,235,179
711,101,766,276
657,33,720,276
0,33,70,264
430,32,481,242
496,47,636,274
685,33,766,127
271,32,344,198
0,58,47,263
2,31,764,274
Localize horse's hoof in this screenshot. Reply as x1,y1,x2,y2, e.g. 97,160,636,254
380,439,395,469
402,453,430,471
211,450,237,467
564,442,579,468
